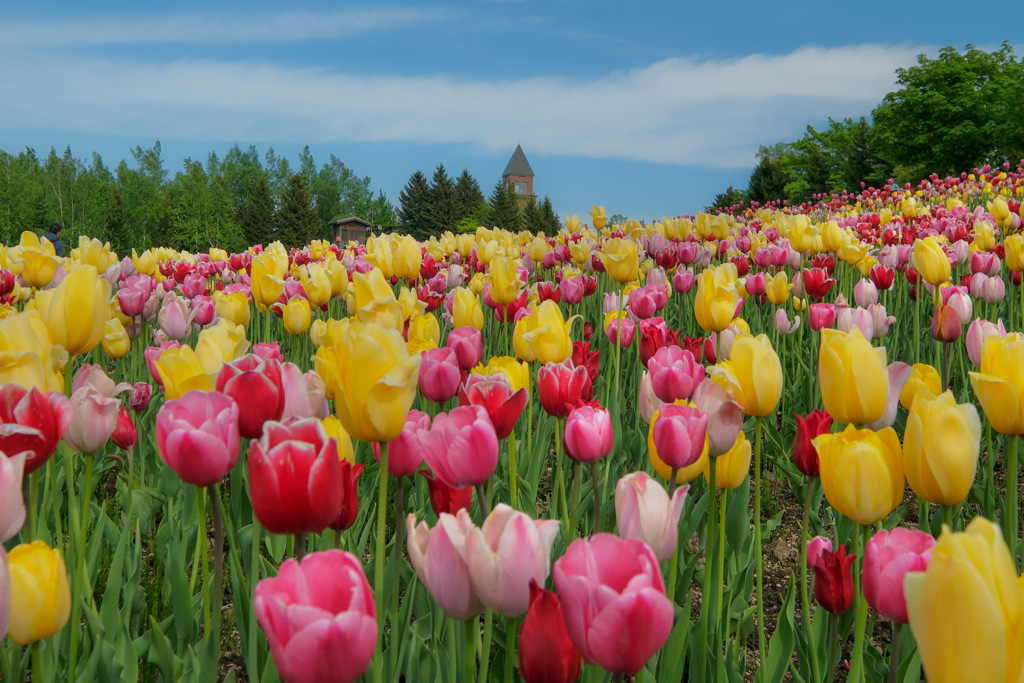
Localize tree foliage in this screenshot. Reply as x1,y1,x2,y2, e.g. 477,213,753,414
399,171,431,241
488,181,524,231
276,173,320,249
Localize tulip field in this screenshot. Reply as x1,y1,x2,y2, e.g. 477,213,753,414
3,164,1024,683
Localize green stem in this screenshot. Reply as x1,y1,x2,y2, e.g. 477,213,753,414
715,487,727,639
374,442,390,683
555,419,568,527
209,484,225,644
1008,435,1020,571
200,486,211,638
248,525,261,680
849,524,869,683
478,609,493,683
589,461,601,533
63,447,82,682
504,617,519,683
942,504,953,531
754,416,767,682
568,461,581,541
699,457,718,679
828,613,839,683
389,480,406,676
464,617,477,683
294,533,307,560
507,432,519,510
887,626,902,683
801,484,821,683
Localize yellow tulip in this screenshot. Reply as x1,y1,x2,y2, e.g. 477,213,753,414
6,541,72,645
322,415,355,464
455,234,475,259
694,263,740,333
0,350,63,393
599,238,640,283
973,220,996,252
298,263,333,309
314,321,421,443
392,234,422,280
487,256,522,306
899,363,942,410
703,432,752,489
818,328,889,425
517,299,574,365
350,269,401,330
787,215,815,253
526,236,550,263
471,356,531,395
647,405,709,485
822,221,847,253
709,334,782,417
13,249,60,288
102,318,130,359
1006,234,1024,272
283,297,312,335
327,259,349,298
194,319,249,374
213,291,251,327
453,287,484,330
764,272,792,305
903,390,981,506
132,249,158,276
912,237,951,286
568,241,590,266
905,517,1024,683
969,333,1024,435
251,254,287,308
838,239,869,266
155,345,216,399
814,425,904,525
73,236,116,273
41,265,111,356
590,205,608,230
408,313,441,348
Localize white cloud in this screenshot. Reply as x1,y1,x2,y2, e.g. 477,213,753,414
0,7,450,46
0,43,926,167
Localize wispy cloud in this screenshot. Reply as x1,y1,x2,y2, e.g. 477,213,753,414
0,7,451,47
0,44,925,167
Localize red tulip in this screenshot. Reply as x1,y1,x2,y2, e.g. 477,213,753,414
813,544,856,614
801,268,836,301
249,418,343,535
112,407,138,450
869,265,896,291
0,385,73,475
792,409,831,477
156,390,240,487
537,281,561,304
458,374,528,440
518,580,582,683
571,341,600,401
329,461,364,532
216,354,285,440
537,360,589,418
419,470,473,517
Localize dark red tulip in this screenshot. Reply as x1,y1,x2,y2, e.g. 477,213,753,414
215,354,286,440
419,469,472,517
329,461,364,532
518,580,582,683
792,409,831,477
112,407,138,450
458,374,528,440
868,265,895,291
813,545,856,614
537,281,561,304
0,385,73,474
130,382,153,412
537,360,589,418
571,341,600,402
582,321,594,341
801,268,836,302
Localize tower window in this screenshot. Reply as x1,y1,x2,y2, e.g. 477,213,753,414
515,182,527,194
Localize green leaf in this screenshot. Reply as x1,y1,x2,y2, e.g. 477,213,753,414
763,577,797,683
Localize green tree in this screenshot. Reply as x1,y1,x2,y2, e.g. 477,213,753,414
116,142,167,249
0,148,48,245
488,181,523,231
747,144,792,204
367,190,398,227
167,158,244,253
425,164,459,237
872,43,1024,182
707,186,747,213
238,173,276,247
276,173,319,249
454,169,485,220
399,171,431,240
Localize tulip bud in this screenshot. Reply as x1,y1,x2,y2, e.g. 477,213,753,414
614,471,688,562
806,536,832,568
792,410,831,477
965,318,1007,367
419,469,472,517
652,404,708,470
862,527,934,624
813,545,855,614
111,406,138,450
518,580,582,683
931,304,962,342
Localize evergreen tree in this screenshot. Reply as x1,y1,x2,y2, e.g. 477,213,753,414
239,173,276,247
425,164,458,237
399,170,431,240
276,173,319,249
536,196,560,235
747,145,791,204
488,181,523,231
454,169,485,221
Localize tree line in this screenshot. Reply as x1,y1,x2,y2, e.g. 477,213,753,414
399,164,561,240
709,42,1024,210
0,142,397,253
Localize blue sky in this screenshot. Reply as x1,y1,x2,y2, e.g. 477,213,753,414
1,2,1019,222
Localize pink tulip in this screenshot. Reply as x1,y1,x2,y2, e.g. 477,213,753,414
406,512,484,620
970,251,1001,275
130,382,153,412
744,273,766,299
458,373,528,440
628,287,657,320
563,406,614,463
145,341,182,387
966,318,1007,367
156,390,240,487
615,472,688,562
853,278,878,308
254,550,376,683
71,364,132,398
279,363,328,420
465,504,560,617
0,453,26,543
862,527,935,623
418,405,498,489
652,404,707,470
808,303,836,331
419,347,462,403
0,386,73,475
774,309,800,335
372,410,430,477
605,315,635,348
189,295,216,327
559,276,585,305
253,342,285,363
672,268,695,294
647,345,704,403
693,380,744,457
865,362,914,431
837,306,875,340
553,534,674,674
446,326,483,371
941,286,972,325
868,303,896,338
981,274,1006,303
806,536,833,568
63,385,120,453
116,284,147,318
158,295,192,341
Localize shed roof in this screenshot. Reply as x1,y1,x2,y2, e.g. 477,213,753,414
502,145,534,178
